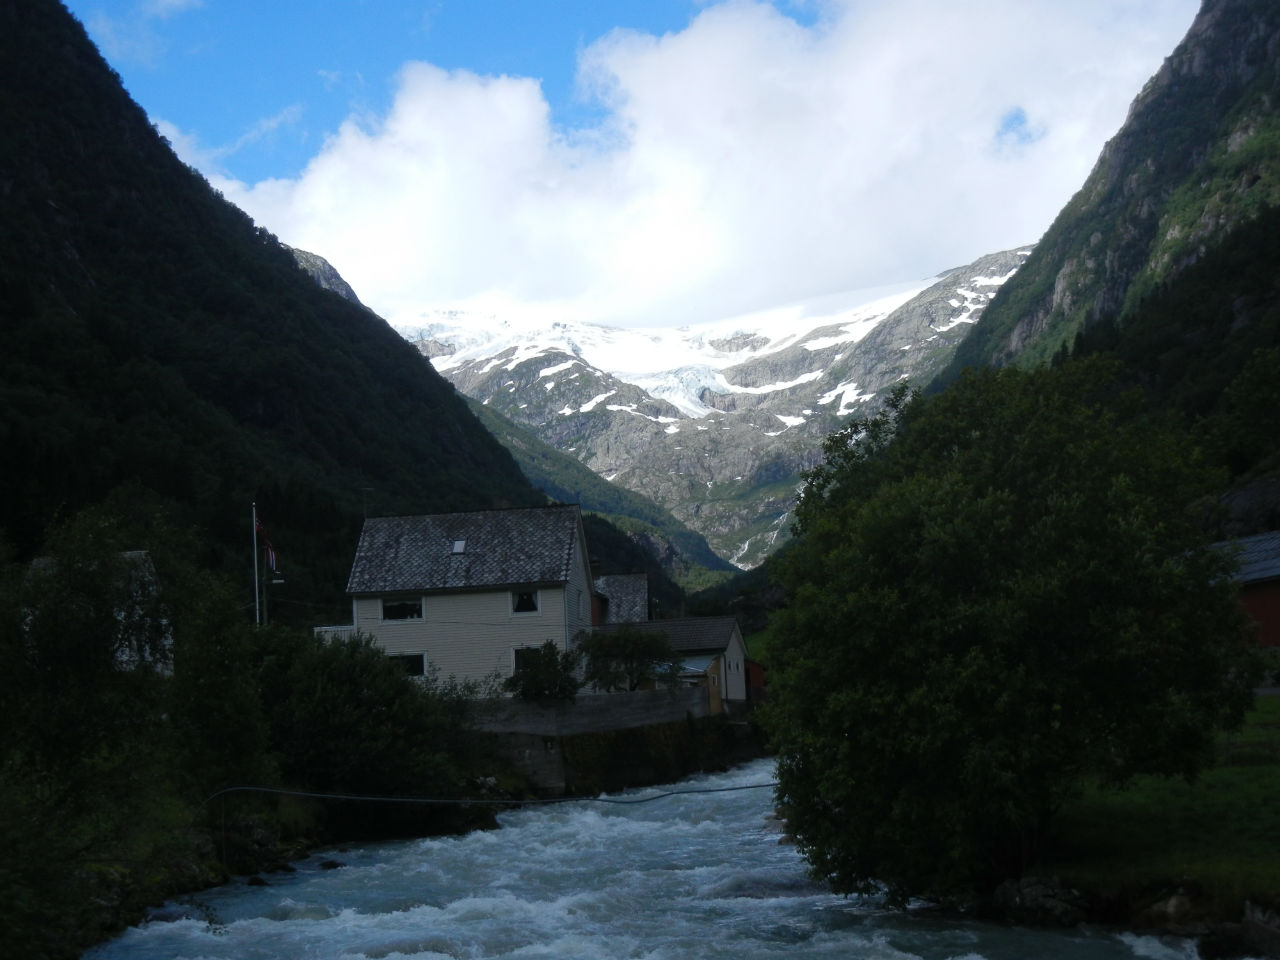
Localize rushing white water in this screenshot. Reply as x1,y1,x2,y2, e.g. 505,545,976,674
85,760,1202,960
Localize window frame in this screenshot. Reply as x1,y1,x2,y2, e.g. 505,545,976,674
388,653,426,676
510,589,540,615
381,596,424,621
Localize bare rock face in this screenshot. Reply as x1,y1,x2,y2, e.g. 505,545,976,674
413,247,1030,568
944,0,1280,376
287,247,368,309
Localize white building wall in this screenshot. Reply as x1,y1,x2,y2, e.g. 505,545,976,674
562,534,594,647
354,588,572,685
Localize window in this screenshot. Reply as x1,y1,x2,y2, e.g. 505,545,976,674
389,653,425,676
451,539,466,555
382,598,422,620
511,590,539,614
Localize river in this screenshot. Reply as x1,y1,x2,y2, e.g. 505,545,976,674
85,759,1203,960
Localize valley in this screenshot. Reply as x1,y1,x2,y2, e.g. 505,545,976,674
392,246,1031,567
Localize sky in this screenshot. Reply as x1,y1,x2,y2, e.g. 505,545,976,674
64,0,1201,329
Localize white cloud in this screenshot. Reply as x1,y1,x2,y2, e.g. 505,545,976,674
157,105,304,175
201,0,1198,328
88,0,202,65
142,0,202,19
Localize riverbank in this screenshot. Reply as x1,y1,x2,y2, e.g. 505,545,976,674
971,692,1280,957
90,759,1180,960
73,710,768,957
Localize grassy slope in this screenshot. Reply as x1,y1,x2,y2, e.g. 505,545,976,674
1041,694,1280,920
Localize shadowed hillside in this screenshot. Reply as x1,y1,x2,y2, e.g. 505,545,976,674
0,0,546,617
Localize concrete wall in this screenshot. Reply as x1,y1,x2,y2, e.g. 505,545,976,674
481,709,767,796
474,688,710,736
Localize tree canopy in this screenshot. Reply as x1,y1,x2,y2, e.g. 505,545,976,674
579,625,681,693
764,359,1259,903
503,639,582,702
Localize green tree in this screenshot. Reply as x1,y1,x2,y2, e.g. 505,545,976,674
503,639,582,701
257,631,473,796
764,360,1258,903
578,625,681,692
0,508,182,956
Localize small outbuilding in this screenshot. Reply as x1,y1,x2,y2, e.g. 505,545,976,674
593,615,749,713
1233,530,1280,648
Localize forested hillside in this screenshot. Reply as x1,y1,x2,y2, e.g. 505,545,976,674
0,0,544,618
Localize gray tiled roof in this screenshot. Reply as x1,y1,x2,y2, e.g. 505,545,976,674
594,616,741,655
346,505,583,595
593,573,649,623
1234,530,1280,585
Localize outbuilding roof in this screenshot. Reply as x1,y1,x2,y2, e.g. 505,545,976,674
346,505,585,595
593,573,649,623
594,615,742,655
1234,530,1280,585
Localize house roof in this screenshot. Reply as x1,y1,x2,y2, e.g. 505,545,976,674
1233,530,1280,585
346,505,585,595
593,573,649,623
594,616,742,656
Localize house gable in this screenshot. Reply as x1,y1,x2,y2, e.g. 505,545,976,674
340,505,595,684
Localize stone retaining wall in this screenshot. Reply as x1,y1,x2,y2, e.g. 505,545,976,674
473,688,710,736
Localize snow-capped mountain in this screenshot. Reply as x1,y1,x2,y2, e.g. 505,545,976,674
397,246,1032,569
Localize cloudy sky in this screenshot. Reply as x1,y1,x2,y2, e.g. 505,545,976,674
65,0,1200,328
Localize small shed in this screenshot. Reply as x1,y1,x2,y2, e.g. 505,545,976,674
1234,530,1280,648
593,616,749,711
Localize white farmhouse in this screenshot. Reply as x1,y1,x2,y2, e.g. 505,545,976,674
324,504,595,685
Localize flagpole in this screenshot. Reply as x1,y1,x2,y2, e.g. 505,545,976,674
252,501,261,626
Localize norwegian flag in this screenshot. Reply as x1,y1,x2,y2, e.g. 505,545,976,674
256,518,279,572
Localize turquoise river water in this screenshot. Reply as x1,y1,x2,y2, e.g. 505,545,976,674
85,759,1214,960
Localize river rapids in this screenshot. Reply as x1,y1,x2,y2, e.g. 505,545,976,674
85,759,1206,960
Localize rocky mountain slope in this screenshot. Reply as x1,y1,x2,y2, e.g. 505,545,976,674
941,0,1280,377
289,247,736,585
407,247,1031,567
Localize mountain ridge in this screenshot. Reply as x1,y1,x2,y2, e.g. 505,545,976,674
939,0,1280,378
399,246,1031,567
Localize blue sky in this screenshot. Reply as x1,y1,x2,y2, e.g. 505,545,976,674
68,0,746,184
64,0,1200,328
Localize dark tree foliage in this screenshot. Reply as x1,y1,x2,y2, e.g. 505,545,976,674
579,626,682,693
502,639,582,702
257,631,477,797
0,508,184,957
764,359,1259,903
0,506,495,957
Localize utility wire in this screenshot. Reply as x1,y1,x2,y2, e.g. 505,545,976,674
203,781,778,808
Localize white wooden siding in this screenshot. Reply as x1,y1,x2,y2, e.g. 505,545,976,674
356,588,573,685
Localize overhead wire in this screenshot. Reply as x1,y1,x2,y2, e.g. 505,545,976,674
202,781,778,808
